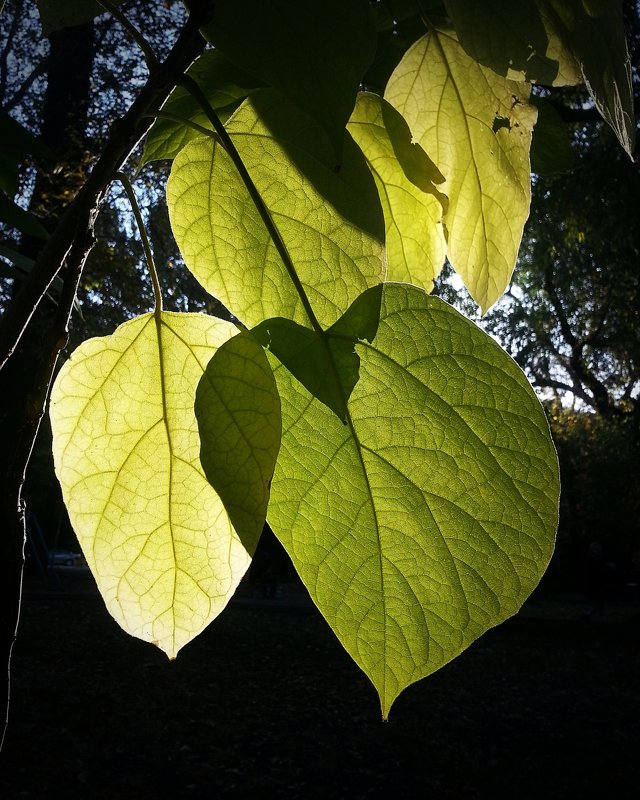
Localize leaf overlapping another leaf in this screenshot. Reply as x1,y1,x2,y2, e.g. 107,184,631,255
266,283,559,717
385,27,537,313
348,93,447,292
167,91,386,330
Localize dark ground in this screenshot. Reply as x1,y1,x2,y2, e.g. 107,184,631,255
1,572,639,800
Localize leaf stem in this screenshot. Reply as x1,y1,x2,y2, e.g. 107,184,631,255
115,172,163,313
144,111,219,141
176,73,325,337
98,0,160,69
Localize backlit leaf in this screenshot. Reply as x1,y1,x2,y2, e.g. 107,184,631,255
50,312,267,658
141,51,261,167
385,29,537,313
267,283,559,717
167,90,386,330
348,92,446,292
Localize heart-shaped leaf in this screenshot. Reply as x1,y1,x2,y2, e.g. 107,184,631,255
267,283,559,717
50,312,277,657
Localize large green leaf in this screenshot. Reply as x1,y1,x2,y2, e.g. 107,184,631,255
167,91,386,330
444,0,582,86
202,0,377,159
140,51,262,168
385,28,537,313
347,93,447,292
50,312,276,658
267,283,559,717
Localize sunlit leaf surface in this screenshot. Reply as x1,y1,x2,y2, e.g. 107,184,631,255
267,283,559,717
167,91,386,329
50,312,268,658
385,29,536,313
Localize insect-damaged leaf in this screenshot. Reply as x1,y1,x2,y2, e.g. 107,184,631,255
385,28,536,313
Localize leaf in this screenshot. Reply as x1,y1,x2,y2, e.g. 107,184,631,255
444,0,582,86
36,0,122,35
565,0,635,159
195,331,281,540
348,92,446,292
267,283,559,717
0,192,49,239
50,312,270,658
202,0,377,159
446,0,635,158
167,90,386,330
252,284,384,422
140,51,262,168
385,29,537,313
530,96,574,175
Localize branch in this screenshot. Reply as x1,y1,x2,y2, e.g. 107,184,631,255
0,9,209,372
542,261,616,416
4,60,48,114
530,373,594,408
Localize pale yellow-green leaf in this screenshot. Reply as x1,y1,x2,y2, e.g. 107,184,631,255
167,90,386,330
385,29,537,313
50,312,260,658
348,92,446,292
